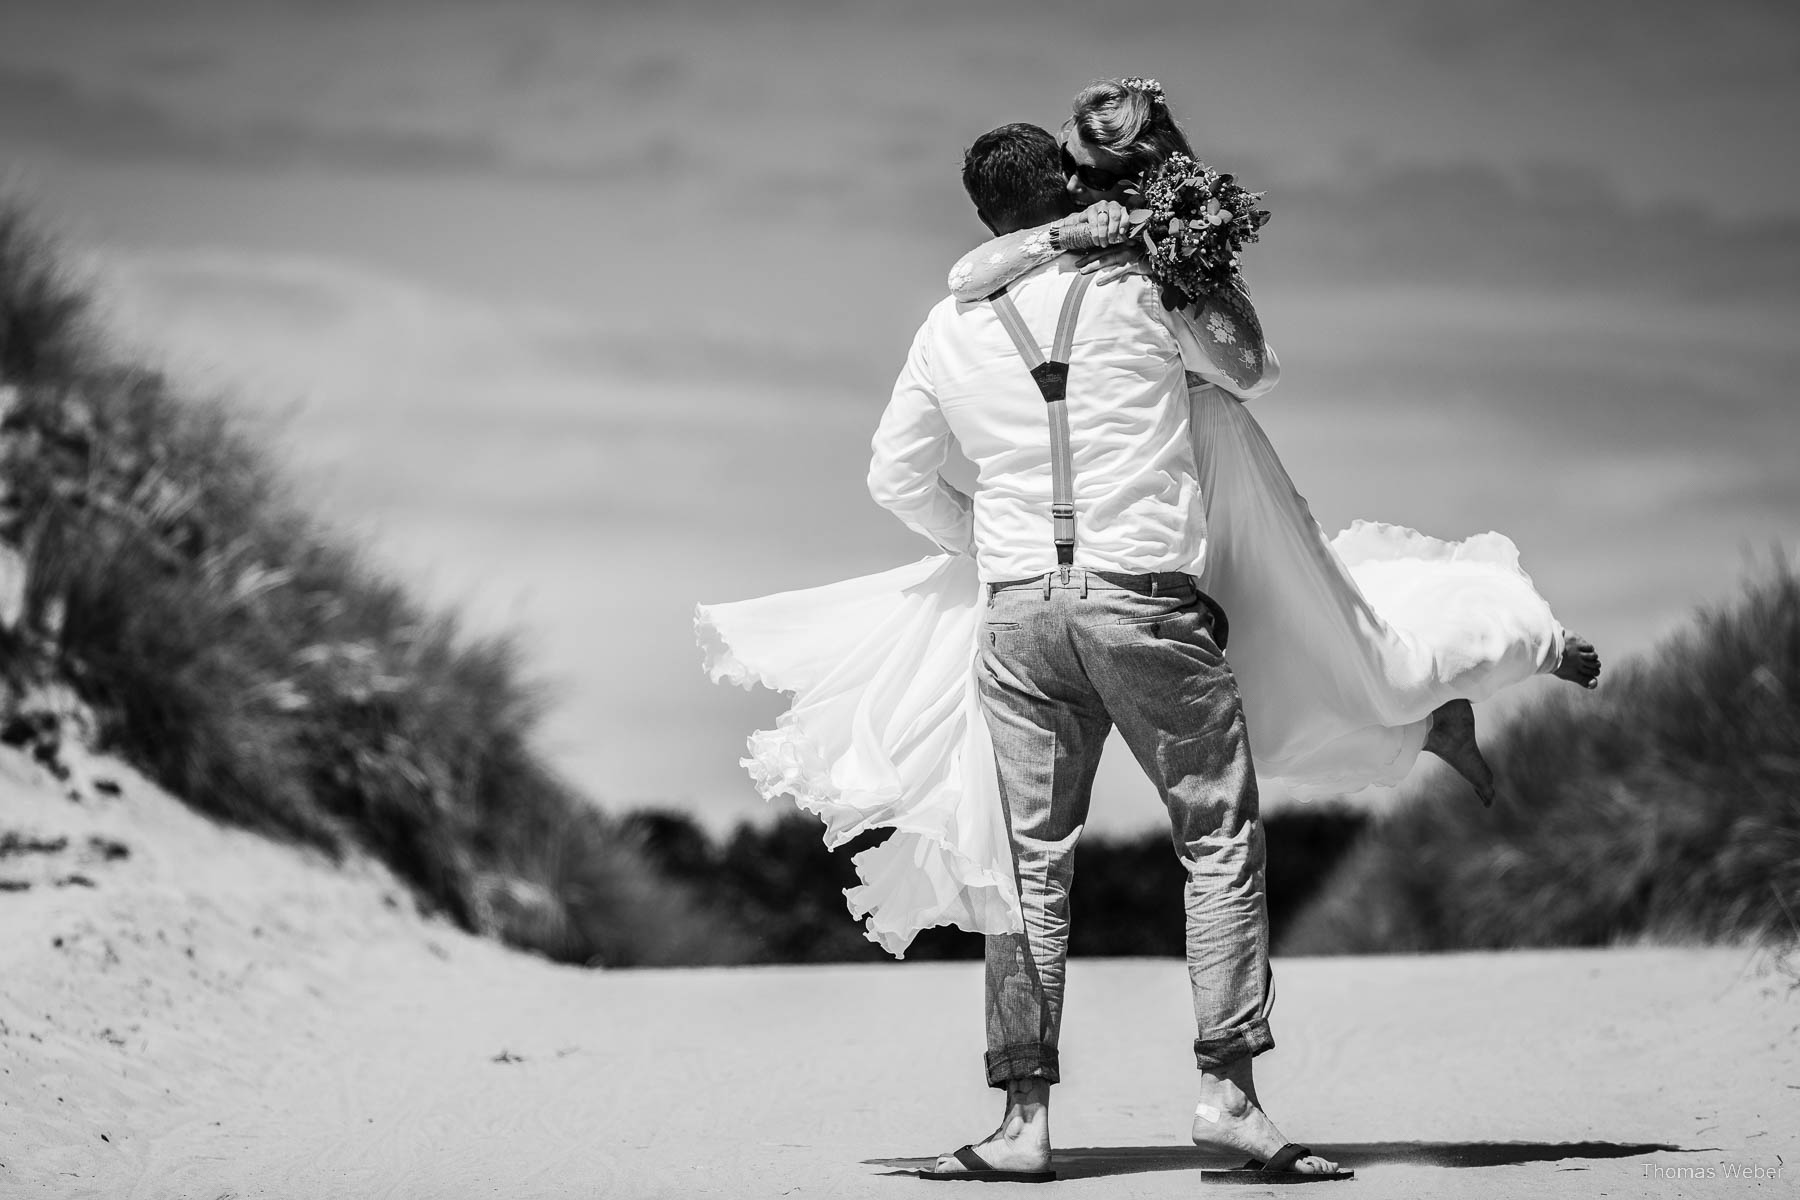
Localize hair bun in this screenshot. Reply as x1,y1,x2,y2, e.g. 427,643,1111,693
1119,76,1165,104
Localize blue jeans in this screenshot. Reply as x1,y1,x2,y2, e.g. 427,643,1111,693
977,567,1274,1088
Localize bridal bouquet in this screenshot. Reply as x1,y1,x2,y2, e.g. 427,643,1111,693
1126,154,1270,310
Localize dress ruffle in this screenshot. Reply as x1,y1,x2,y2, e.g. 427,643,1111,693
697,387,1565,955
1188,388,1562,798
695,556,1022,957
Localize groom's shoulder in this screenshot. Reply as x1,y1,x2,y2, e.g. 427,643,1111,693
1018,259,1163,313
914,292,965,339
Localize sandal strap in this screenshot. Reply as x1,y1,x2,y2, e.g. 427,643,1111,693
1263,1143,1311,1173
953,1145,994,1173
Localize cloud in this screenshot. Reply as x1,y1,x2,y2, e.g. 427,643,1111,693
1370,0,1800,95
10,0,1799,231
0,66,510,175
527,321,887,396
101,247,887,545
117,45,231,84
1253,159,1800,300
16,36,1797,301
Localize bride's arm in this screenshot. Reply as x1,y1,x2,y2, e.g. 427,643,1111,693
1169,277,1280,401
946,207,1126,302
948,210,1279,399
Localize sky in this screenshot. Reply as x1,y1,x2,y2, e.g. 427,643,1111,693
2,0,1796,834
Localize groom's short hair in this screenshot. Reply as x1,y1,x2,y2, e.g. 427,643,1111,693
962,123,1069,234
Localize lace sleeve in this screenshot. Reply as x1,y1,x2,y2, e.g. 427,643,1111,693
947,223,1062,302
1172,277,1281,401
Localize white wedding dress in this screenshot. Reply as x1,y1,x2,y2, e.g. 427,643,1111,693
695,380,1565,957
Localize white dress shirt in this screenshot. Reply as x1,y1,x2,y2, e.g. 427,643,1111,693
868,256,1275,582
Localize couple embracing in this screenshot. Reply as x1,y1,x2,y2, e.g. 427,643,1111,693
698,77,1600,1185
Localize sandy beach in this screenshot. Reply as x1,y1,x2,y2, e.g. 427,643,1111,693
2,747,1794,1199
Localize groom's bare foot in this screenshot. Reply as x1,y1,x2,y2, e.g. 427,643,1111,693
931,1077,1053,1175
1553,634,1602,689
1424,698,1496,806
1191,1059,1341,1176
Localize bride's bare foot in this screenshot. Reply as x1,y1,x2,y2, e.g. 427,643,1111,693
1191,1059,1341,1176
1424,698,1496,806
930,1077,1052,1175
1553,634,1602,689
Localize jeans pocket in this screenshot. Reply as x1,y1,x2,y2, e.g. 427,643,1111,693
1112,592,1200,626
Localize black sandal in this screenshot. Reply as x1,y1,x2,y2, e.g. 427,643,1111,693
920,1143,1057,1183
1201,1142,1353,1183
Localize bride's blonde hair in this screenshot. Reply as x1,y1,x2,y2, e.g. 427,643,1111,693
1069,77,1194,177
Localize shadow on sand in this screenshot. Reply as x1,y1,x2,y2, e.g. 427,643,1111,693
868,1141,1684,1180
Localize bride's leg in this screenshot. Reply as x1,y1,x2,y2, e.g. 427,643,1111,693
1423,698,1496,805
1552,633,1603,689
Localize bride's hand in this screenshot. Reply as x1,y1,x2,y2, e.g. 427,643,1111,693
1084,199,1133,245
1057,199,1143,250
1076,246,1144,286
1083,199,1133,246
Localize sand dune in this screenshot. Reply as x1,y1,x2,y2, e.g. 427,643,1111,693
2,747,1794,1198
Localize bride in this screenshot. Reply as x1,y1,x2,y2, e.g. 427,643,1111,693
696,76,1601,958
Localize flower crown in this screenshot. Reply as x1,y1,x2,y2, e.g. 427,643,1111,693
1119,76,1165,104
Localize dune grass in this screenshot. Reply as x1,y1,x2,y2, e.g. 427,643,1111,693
1283,558,1800,954
621,804,1371,961
0,203,750,966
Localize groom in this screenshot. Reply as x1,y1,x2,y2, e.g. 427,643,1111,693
867,123,1346,1183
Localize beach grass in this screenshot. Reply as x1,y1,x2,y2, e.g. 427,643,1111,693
1283,556,1800,954
0,202,750,967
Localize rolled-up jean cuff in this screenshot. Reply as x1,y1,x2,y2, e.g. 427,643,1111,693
1193,1020,1275,1070
985,1044,1061,1088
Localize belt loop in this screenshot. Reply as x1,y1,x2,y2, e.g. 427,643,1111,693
1042,573,1052,600
1080,569,1089,599
1150,576,1159,597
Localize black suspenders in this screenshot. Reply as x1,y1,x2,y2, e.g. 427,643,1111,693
989,273,1094,568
